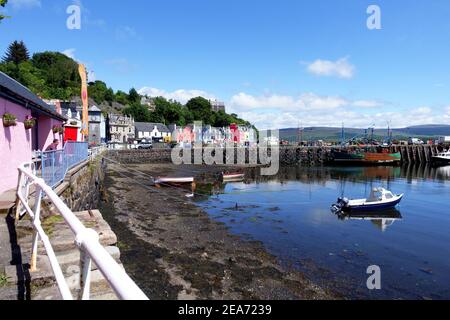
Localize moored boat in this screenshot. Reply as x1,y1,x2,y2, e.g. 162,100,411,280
432,149,450,166
332,148,401,165
154,177,194,185
222,172,245,182
331,188,404,213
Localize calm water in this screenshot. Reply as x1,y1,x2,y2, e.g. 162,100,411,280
195,165,450,299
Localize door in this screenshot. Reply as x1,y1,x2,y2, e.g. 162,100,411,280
64,127,78,143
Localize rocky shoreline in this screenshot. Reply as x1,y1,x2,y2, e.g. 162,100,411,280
99,162,340,300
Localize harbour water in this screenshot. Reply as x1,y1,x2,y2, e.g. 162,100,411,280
195,165,450,299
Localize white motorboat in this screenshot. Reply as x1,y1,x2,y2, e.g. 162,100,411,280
331,188,404,212
432,149,450,165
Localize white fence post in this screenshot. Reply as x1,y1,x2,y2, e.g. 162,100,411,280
79,249,92,300
30,186,43,272
14,170,24,223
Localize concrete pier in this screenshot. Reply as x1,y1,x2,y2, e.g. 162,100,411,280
109,145,446,166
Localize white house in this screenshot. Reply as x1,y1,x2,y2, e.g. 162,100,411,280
135,122,171,142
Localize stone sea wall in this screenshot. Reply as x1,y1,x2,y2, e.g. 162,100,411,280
57,158,106,212
107,145,443,166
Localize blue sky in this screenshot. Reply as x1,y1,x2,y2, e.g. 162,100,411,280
1,0,450,129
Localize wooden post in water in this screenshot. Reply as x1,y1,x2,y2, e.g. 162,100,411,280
418,146,423,163
406,146,411,163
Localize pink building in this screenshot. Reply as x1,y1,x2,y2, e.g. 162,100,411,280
0,72,66,196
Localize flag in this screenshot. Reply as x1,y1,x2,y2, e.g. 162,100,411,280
78,64,89,139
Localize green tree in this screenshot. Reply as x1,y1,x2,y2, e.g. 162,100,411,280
2,41,29,65
31,51,80,99
105,88,114,103
123,103,151,122
114,90,129,105
0,0,9,22
128,88,140,104
186,97,213,124
88,80,114,104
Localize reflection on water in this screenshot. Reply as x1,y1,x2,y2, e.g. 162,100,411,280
336,209,403,233
195,165,450,300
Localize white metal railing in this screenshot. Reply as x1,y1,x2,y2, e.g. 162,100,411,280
15,163,148,300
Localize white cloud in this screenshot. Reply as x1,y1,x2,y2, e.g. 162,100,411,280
235,107,445,130
62,48,76,60
238,109,450,130
9,0,41,9
138,87,216,104
116,26,141,41
227,92,444,129
352,100,384,108
306,57,355,79
229,92,377,112
87,70,96,82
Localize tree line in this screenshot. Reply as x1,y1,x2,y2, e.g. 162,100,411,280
0,40,254,129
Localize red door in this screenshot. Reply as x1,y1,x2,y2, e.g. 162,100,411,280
64,127,78,143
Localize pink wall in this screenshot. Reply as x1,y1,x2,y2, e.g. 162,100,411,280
0,97,33,195
37,115,63,152
0,98,64,196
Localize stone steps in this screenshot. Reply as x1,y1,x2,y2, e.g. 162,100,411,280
4,246,121,287
32,269,120,300
15,210,117,255
2,210,123,300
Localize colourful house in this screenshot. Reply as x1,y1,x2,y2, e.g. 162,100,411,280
0,72,66,196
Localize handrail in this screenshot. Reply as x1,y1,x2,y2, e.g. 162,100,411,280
41,141,89,188
16,163,149,300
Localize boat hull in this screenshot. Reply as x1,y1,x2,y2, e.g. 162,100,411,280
332,151,402,165
431,157,450,166
344,196,403,212
222,174,245,182
155,177,194,185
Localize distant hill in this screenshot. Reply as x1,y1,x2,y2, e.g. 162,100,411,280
274,125,450,142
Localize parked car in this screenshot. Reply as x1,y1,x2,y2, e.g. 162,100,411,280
137,140,153,149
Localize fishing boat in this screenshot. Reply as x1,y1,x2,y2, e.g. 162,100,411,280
222,172,245,182
331,188,404,213
432,149,450,166
331,148,401,165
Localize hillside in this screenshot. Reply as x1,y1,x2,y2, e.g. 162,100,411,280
276,125,450,142
0,41,252,128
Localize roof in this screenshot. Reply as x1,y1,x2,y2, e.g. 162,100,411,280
0,71,66,121
89,105,102,112
135,122,170,133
